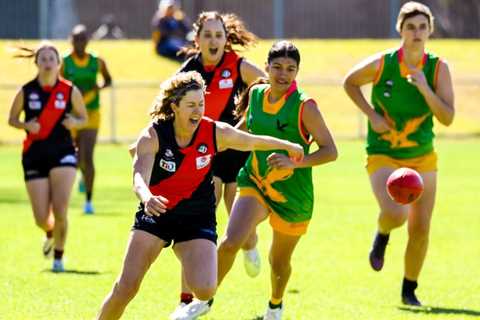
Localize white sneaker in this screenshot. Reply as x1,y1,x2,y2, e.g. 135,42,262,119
42,237,54,259
243,247,261,277
52,259,64,273
264,304,283,320
171,299,211,320
169,302,187,320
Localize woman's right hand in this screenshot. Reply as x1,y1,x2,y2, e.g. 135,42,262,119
144,194,169,216
25,118,40,134
369,112,392,133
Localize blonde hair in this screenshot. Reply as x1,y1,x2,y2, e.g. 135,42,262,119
150,71,205,121
13,41,60,64
396,1,434,33
180,11,257,57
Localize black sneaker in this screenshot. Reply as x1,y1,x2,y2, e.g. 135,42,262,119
369,232,389,271
402,291,422,306
402,278,422,306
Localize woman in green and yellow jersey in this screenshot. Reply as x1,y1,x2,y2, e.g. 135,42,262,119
61,24,112,214
203,41,337,319
344,2,454,306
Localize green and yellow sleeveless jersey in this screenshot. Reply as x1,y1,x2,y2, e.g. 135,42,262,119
237,82,313,223
368,48,440,158
62,52,100,110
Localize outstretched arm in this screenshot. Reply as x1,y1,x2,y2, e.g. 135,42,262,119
215,121,304,161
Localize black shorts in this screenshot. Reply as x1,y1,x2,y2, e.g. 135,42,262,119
212,149,250,183
22,143,77,181
132,204,217,247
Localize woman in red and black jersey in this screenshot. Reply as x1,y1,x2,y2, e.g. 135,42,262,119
96,71,303,320
8,42,87,272
175,11,266,306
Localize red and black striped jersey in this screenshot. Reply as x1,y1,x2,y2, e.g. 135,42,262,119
178,51,246,125
149,117,218,213
22,78,74,153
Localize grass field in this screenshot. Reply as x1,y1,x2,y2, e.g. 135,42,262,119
1,139,479,320
0,39,479,142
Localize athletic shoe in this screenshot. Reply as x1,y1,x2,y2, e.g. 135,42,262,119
84,201,94,215
402,292,422,306
369,232,389,271
243,247,261,278
169,302,187,320
42,237,54,259
264,304,283,320
171,299,211,320
52,259,64,273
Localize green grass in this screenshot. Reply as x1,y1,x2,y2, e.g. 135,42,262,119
0,39,479,142
0,139,479,319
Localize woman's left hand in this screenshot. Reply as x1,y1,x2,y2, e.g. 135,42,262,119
267,152,298,170
62,113,77,129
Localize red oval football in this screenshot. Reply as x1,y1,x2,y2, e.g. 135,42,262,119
386,168,424,204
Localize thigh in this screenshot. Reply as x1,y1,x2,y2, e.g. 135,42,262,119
409,171,437,229
49,167,76,212
25,178,50,219
270,230,302,264
225,195,269,244
175,239,217,288
369,167,408,215
118,230,165,286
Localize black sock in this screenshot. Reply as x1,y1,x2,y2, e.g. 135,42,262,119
378,232,390,241
86,192,92,202
46,230,53,238
402,278,418,295
269,301,282,309
54,249,64,260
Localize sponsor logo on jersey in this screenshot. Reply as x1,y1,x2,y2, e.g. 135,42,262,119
29,92,39,100
196,154,212,169
28,101,42,110
164,148,174,159
219,78,233,89
197,144,208,154
59,154,77,164
160,159,176,172
221,69,231,78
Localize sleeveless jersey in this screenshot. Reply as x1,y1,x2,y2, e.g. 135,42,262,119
148,117,217,214
179,51,245,125
63,52,100,110
368,48,440,158
22,78,74,153
237,82,314,223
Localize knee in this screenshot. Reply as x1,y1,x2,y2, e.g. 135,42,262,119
112,279,140,302
192,286,216,301
269,255,291,275
218,236,243,255
34,216,49,230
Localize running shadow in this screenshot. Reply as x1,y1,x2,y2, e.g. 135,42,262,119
398,305,480,317
42,268,104,275
249,317,263,320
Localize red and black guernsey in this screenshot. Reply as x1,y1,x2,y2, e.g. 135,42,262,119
178,51,246,125
149,117,218,214
22,78,74,153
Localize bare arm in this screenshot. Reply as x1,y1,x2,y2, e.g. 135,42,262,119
343,54,392,133
132,126,169,216
267,100,338,170
98,57,112,89
7,89,38,132
62,86,88,129
215,121,304,161
240,59,266,85
408,60,454,126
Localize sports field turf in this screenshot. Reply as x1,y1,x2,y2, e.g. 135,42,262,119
0,139,479,319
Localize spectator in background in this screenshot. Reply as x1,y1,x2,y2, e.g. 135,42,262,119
151,0,193,62
91,14,125,40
